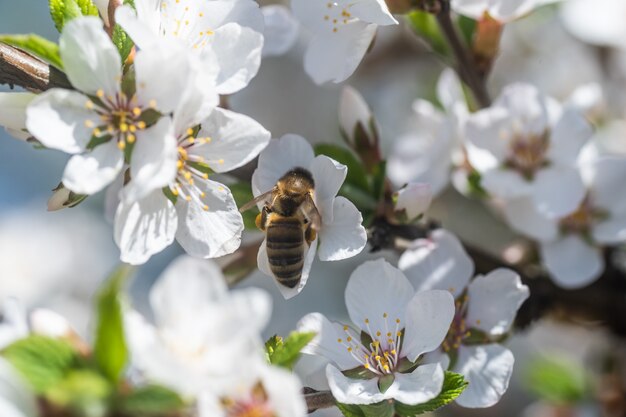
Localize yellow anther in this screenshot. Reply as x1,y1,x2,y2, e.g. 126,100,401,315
96,89,104,98
387,332,391,337
200,192,206,198
218,159,224,164
346,337,352,342
375,355,381,361
395,319,400,324
178,147,188,160
202,173,209,180
384,365,390,371
476,319,481,325
347,347,352,352
185,195,192,202
383,313,388,318
93,128,102,136
364,319,369,324
343,325,349,331
172,188,179,196
107,126,114,134
187,128,194,136
132,107,141,116
129,125,136,133
120,123,129,132
376,331,381,337
324,15,329,20
202,205,209,211
84,120,94,128
364,364,369,369
149,99,157,108
337,338,342,343
396,331,402,337
187,137,195,144
199,12,204,17
333,28,338,32
184,171,192,180
137,121,147,129
117,141,126,150
85,100,94,109
177,160,184,170
127,134,136,143
391,350,396,355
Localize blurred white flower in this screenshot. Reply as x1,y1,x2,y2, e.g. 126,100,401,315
394,182,432,220
0,358,37,417
388,69,467,196
291,0,397,84
399,229,529,408
561,0,626,49
116,0,264,94
125,255,271,396
0,93,35,141
502,154,626,288
262,5,299,57
452,0,560,22
298,259,454,405
114,94,269,264
339,85,376,145
251,134,367,299
198,358,306,417
466,83,592,218
0,300,27,349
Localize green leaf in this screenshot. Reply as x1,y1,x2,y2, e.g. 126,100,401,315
266,332,315,370
162,186,178,205
94,264,133,383
229,181,259,230
314,143,370,193
370,160,387,201
466,170,488,198
378,374,395,394
523,357,589,404
112,24,134,62
0,34,63,69
394,371,468,416
2,336,78,393
406,10,450,56
339,183,378,213
46,369,111,414
117,385,185,415
49,0,98,32
457,15,477,46
336,402,366,417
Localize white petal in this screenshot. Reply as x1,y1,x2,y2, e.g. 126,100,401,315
303,22,377,85
201,0,265,33
63,140,124,195
395,183,432,220
29,309,73,339
348,0,397,25
207,24,263,95
256,238,273,278
586,156,626,217
345,259,415,335
310,156,348,223
124,117,178,202
114,190,178,265
0,358,38,417
481,169,533,200
115,5,161,50
326,364,387,405
262,5,299,57
540,235,604,289
450,0,490,19
318,197,367,261
464,106,512,164
388,363,444,405
268,237,319,300
437,68,465,112
252,134,315,199
495,83,550,138
175,180,243,258
561,0,626,47
402,290,455,362
60,17,121,96
0,299,28,348
531,165,585,218
501,196,559,241
466,269,529,336
150,255,228,326
104,173,124,224
26,89,94,154
297,313,361,370
399,229,474,299
454,345,514,408
548,108,592,165
592,215,626,244
93,0,110,26
195,108,271,173
339,85,373,141
260,363,307,417
0,93,35,131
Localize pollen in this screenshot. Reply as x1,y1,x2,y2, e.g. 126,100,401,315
187,128,194,136
202,205,209,211
117,141,126,150
85,100,94,110
383,313,388,318
137,121,147,129
337,338,342,343
93,128,102,136
119,123,129,132
149,99,157,108
185,195,192,202
127,134,136,144
132,107,141,116
84,120,94,128
96,89,104,98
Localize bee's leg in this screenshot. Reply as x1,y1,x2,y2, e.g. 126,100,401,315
305,224,317,244
256,207,270,231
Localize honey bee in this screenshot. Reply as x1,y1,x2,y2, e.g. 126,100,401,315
239,167,321,288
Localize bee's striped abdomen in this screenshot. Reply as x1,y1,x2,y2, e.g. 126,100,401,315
266,216,305,288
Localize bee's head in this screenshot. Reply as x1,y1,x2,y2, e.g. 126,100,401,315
277,167,315,199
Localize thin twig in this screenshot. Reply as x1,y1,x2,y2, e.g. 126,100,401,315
435,1,491,108
0,42,70,92
303,389,336,413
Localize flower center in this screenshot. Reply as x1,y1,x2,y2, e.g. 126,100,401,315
323,2,356,33
159,0,215,49
337,313,403,375
505,131,549,179
83,89,154,150
442,296,470,353
221,382,275,417
559,197,607,235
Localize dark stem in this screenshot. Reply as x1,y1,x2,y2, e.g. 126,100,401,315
303,389,336,413
435,1,491,108
0,42,71,92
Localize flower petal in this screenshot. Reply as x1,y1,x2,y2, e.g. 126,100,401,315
202,0,265,33
317,197,367,261
501,196,559,241
586,156,626,217
303,22,377,85
345,259,415,335
481,169,533,199
466,269,529,336
252,134,316,200
464,106,512,164
388,363,444,405
531,165,585,218
399,229,474,299
540,235,604,289
260,362,307,417
26,89,94,154
0,357,38,417
592,215,626,244
309,156,348,223
195,108,271,173
0,93,35,131
547,107,592,165
63,140,124,195
339,85,373,142
273,237,319,300
437,68,465,113
454,344,514,408
115,4,161,50
123,117,178,202
114,190,178,265
175,180,243,258
402,290,455,362
262,5,299,57
326,364,387,405
60,17,121,96
297,312,361,370
348,0,397,25
495,83,550,137
395,182,432,220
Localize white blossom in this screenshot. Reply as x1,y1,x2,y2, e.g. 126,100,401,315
465,83,592,218
291,0,397,84
561,0,626,49
399,229,529,408
251,134,367,299
394,182,432,220
262,5,299,57
452,0,561,22
0,93,35,141
298,259,455,406
339,85,376,144
124,255,271,396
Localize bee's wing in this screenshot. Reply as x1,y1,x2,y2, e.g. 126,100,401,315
239,190,273,212
301,193,322,231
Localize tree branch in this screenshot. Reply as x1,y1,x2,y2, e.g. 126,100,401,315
303,389,336,413
0,42,70,92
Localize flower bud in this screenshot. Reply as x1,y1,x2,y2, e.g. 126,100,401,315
47,183,87,211
339,86,381,170
394,182,432,220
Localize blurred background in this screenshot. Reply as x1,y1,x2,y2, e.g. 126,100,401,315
1,1,624,416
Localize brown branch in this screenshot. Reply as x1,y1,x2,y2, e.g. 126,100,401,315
303,389,336,413
0,42,71,92
435,1,491,108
